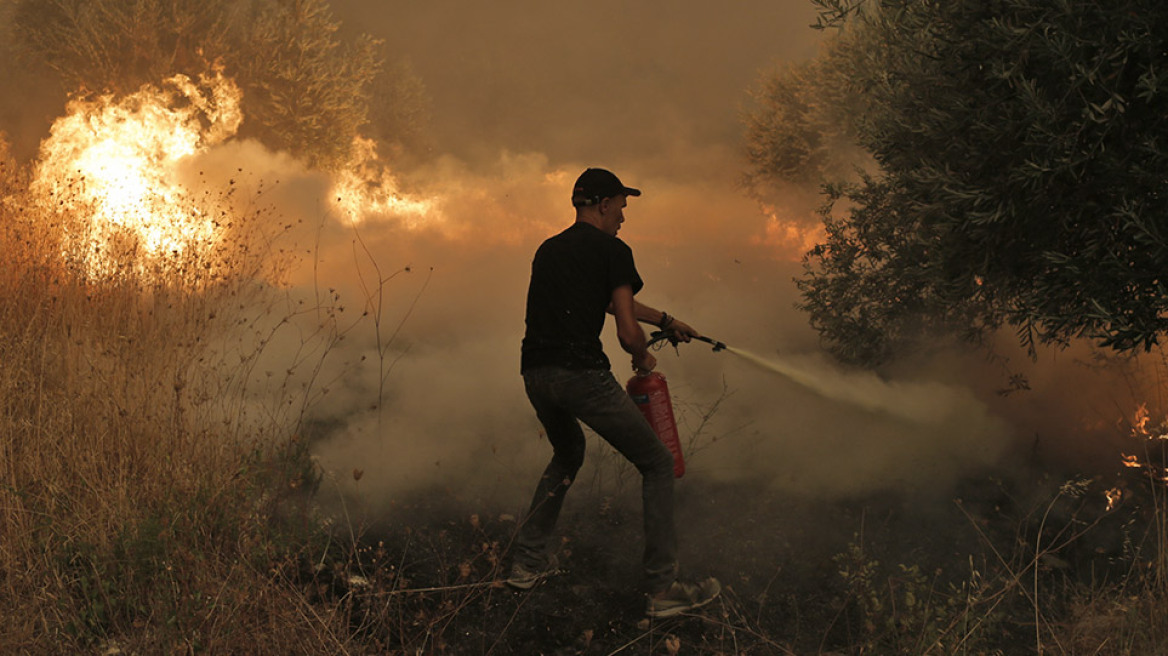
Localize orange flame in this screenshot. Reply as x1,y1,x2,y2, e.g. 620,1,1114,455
1104,486,1122,511
752,202,825,261
28,69,450,278
31,72,242,278
1132,403,1151,436
331,136,440,229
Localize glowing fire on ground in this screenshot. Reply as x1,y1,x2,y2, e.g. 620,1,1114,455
31,72,242,277
1121,403,1168,488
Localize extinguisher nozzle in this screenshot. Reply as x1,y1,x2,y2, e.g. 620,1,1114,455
695,335,727,352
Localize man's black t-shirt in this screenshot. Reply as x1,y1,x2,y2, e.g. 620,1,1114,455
521,222,644,372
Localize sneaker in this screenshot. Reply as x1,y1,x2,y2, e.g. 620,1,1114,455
646,577,722,618
506,554,559,590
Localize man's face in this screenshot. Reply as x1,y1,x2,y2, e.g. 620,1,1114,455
597,194,628,236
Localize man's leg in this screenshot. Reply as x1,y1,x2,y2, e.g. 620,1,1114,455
565,370,678,593
515,369,588,569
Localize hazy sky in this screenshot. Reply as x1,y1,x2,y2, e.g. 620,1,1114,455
332,0,823,174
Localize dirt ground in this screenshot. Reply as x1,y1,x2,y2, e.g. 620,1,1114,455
309,455,1150,655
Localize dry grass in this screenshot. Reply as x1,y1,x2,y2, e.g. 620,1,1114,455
0,155,350,653
5,137,1168,654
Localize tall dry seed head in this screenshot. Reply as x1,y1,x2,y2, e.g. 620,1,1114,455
0,68,334,650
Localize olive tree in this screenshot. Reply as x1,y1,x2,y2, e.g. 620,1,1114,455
11,0,238,94
8,0,427,169
746,0,1168,365
232,0,381,169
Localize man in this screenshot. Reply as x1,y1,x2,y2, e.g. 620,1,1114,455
512,167,721,618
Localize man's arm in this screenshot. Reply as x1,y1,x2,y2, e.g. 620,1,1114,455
611,285,656,373
608,298,700,343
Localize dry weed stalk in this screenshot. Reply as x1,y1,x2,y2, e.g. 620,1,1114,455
0,160,356,653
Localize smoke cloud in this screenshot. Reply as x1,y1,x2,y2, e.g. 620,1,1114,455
9,0,1152,514
174,0,1156,513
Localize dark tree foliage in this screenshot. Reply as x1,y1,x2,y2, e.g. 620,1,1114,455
232,0,381,169
364,59,434,164
757,0,1168,365
743,34,870,190
744,61,831,187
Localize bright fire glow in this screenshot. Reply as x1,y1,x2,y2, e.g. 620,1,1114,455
1132,403,1151,435
1104,486,1122,511
752,202,825,260
31,72,242,277
29,71,447,278
331,136,439,229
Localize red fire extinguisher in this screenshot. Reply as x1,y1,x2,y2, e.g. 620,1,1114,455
627,371,685,478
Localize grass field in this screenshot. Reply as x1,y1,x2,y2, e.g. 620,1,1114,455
4,147,1168,654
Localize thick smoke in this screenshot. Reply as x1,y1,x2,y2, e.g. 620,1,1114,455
9,1,1151,514
164,0,1158,513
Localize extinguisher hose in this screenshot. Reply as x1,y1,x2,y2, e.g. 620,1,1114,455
647,330,726,352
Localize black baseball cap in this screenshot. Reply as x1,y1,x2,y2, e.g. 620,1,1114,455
571,168,641,207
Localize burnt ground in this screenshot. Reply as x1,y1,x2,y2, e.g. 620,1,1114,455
306,460,1161,655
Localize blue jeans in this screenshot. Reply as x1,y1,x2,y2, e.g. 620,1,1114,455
517,366,678,593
